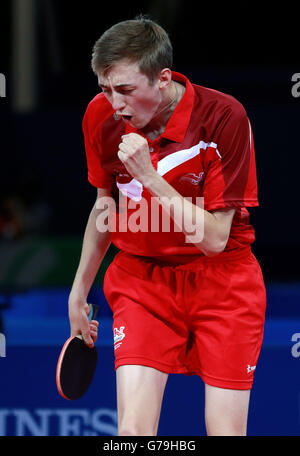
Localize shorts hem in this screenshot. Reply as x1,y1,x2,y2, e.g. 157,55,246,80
115,356,190,375
199,372,253,390
114,357,254,390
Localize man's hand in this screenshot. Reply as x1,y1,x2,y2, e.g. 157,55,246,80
118,133,156,184
68,301,99,348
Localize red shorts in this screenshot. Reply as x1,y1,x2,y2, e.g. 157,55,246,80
103,247,266,390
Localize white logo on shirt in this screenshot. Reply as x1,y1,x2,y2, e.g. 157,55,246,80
180,172,204,185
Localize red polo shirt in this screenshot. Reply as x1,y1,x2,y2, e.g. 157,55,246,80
83,72,259,261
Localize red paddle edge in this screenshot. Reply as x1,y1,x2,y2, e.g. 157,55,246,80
56,335,76,400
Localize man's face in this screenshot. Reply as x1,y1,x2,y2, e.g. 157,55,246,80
97,60,162,129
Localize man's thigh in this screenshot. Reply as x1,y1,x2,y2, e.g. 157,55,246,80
116,365,168,436
205,384,251,436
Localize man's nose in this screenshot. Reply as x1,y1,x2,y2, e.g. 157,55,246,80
111,93,126,111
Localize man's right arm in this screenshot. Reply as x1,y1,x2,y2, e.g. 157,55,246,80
68,187,112,347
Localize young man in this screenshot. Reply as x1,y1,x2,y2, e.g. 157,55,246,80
68,17,266,436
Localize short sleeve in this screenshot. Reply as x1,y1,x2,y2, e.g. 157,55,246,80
82,106,114,189
202,104,258,211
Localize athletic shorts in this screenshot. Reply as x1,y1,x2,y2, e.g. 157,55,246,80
103,247,266,390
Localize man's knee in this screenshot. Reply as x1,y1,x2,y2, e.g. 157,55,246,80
118,417,157,436
205,415,247,436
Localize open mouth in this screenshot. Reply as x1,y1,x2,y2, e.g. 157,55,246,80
121,115,132,122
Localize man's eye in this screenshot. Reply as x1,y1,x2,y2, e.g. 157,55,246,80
101,87,134,95
119,89,134,94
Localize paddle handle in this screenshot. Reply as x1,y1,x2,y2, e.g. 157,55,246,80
75,303,99,340
88,303,99,321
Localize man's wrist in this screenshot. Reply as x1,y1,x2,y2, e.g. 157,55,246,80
69,289,87,308
140,170,162,192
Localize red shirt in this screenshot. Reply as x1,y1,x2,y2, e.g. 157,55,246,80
83,72,258,261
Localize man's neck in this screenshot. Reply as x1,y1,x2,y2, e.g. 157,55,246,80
142,81,185,141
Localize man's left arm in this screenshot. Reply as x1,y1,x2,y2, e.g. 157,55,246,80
140,170,235,256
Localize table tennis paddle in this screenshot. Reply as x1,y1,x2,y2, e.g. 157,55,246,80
56,303,99,400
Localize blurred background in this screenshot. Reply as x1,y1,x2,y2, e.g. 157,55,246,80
0,0,299,436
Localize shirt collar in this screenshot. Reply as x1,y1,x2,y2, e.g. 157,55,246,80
125,71,195,143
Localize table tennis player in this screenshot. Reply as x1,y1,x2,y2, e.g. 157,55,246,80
68,15,266,436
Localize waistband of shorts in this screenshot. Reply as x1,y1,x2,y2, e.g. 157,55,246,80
113,246,252,271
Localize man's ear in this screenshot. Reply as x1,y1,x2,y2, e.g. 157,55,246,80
158,68,172,90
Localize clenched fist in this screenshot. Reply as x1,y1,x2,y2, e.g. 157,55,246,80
118,133,156,184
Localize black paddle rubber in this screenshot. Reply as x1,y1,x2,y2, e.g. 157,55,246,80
58,337,98,400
